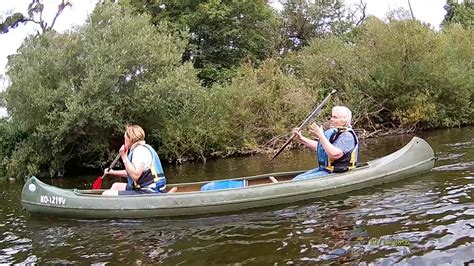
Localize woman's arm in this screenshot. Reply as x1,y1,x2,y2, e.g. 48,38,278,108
122,155,145,182
317,136,343,160
293,128,319,151
310,123,343,160
104,169,128,177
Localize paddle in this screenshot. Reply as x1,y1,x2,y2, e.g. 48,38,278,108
271,89,337,160
92,154,121,190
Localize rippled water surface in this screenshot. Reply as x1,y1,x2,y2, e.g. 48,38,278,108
1,127,473,264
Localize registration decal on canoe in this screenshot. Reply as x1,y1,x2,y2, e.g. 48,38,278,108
40,195,66,205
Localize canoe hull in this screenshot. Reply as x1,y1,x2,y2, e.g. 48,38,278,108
21,137,435,219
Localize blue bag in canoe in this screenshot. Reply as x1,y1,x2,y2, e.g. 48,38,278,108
201,180,247,191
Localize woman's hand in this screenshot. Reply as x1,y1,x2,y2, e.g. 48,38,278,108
119,144,129,160
104,168,127,178
118,145,125,156
292,127,302,141
104,168,113,176
308,123,324,139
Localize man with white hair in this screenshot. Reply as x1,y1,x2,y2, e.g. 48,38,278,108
292,105,359,180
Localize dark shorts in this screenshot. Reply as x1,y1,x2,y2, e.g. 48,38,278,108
118,189,161,195
118,182,166,195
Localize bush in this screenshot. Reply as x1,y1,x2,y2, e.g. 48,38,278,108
4,3,195,178
0,119,26,177
282,18,473,130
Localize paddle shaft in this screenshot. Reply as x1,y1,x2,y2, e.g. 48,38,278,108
102,153,121,179
92,146,128,189
271,89,336,160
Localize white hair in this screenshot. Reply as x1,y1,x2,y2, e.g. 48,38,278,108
332,106,352,126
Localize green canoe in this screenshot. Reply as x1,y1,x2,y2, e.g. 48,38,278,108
21,137,435,219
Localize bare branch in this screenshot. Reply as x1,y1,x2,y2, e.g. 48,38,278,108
49,0,72,31
355,0,367,26
407,0,416,20
1,0,72,34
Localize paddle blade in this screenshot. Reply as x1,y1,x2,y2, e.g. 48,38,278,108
92,176,103,190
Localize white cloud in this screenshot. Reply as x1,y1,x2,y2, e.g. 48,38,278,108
0,0,98,90
345,0,446,28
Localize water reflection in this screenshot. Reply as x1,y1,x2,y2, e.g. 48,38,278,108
0,127,473,264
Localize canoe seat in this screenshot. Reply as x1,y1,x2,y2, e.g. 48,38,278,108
269,176,278,183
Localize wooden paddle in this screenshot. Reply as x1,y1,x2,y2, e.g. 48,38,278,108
92,153,122,190
271,89,337,160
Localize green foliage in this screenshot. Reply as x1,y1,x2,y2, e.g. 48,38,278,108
0,0,71,34
282,35,375,125
123,0,281,86
353,18,473,128
0,90,5,108
432,23,474,126
4,3,194,178
1,1,472,179
0,119,27,177
0,12,26,34
442,0,473,28
153,59,318,160
282,18,473,130
225,60,317,151
280,0,356,51
354,19,438,126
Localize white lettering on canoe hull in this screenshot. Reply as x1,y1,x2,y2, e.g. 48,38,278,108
40,195,66,205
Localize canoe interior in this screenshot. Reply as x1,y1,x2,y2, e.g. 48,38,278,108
76,164,372,196
77,173,300,195
167,174,296,193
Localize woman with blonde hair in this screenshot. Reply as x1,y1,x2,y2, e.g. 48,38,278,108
102,125,166,196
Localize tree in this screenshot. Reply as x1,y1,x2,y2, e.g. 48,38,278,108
3,3,201,178
0,74,7,108
0,91,5,108
279,0,359,52
385,7,413,22
0,118,26,176
442,0,473,28
282,17,473,131
123,0,281,86
0,0,72,34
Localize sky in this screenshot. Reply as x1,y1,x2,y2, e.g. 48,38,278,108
0,0,98,89
0,0,447,92
343,0,447,27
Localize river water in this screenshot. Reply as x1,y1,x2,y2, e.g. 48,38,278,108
1,127,473,264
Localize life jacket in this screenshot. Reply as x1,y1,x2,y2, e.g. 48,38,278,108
127,144,166,192
317,127,358,173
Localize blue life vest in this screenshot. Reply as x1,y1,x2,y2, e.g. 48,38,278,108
127,144,166,192
317,127,358,173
